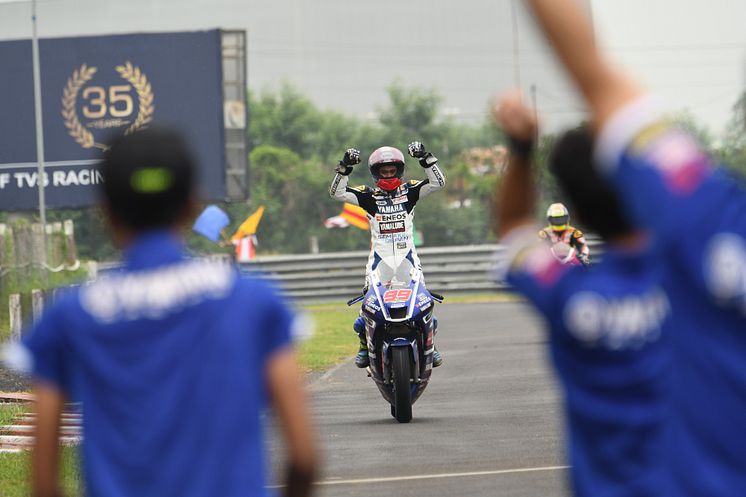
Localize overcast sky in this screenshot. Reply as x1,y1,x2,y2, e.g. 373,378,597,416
0,0,745,138
589,0,746,137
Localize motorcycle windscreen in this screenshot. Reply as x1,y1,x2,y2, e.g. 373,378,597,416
375,254,415,290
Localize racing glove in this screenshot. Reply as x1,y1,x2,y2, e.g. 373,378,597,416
335,148,360,175
408,141,438,168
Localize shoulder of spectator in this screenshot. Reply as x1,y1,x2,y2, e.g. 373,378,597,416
593,94,664,175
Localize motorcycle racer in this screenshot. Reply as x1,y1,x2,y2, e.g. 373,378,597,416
329,141,446,368
539,203,591,266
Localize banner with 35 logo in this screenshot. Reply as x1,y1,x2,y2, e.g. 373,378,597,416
0,30,226,209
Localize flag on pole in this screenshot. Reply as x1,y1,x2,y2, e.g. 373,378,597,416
192,205,230,242
233,235,256,262
231,206,265,242
325,203,368,230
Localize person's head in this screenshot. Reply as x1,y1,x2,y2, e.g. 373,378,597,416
546,202,570,232
99,128,198,239
368,146,405,191
549,126,635,241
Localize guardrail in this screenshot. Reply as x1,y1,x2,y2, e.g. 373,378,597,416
5,241,603,337
241,244,508,303
240,238,603,304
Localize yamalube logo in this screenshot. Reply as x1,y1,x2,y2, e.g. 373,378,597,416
61,62,154,150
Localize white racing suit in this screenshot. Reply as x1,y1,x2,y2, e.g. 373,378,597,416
329,163,446,282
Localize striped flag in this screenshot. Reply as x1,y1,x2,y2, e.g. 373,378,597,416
325,203,369,230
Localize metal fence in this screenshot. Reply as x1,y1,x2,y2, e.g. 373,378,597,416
5,240,604,339
241,238,603,304
240,244,509,304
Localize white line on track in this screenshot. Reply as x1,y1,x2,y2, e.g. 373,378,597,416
269,465,569,488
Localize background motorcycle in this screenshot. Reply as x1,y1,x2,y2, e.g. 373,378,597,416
550,241,582,266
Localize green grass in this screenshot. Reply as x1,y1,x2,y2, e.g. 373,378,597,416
298,306,359,371
0,447,82,497
0,404,81,496
0,403,28,427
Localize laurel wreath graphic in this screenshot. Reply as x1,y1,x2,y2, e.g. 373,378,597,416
115,61,154,135
61,64,102,149
61,62,154,150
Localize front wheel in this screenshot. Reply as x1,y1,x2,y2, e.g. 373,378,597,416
392,347,413,423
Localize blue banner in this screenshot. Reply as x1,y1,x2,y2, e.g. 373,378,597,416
0,30,226,210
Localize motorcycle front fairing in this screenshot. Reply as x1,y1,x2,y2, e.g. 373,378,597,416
360,250,436,405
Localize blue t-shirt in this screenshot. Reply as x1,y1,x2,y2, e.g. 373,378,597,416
596,97,746,496
17,231,294,497
498,227,670,497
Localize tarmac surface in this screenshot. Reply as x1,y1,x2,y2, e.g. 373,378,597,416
269,301,571,497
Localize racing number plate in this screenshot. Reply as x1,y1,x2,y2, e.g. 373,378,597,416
383,289,412,303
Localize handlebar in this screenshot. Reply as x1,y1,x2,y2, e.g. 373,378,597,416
347,294,365,306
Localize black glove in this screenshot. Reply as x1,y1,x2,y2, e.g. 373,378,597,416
408,141,438,168
335,148,360,175
578,253,590,266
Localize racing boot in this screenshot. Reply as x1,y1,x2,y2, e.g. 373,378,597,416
353,316,369,368
432,348,443,367
432,316,443,367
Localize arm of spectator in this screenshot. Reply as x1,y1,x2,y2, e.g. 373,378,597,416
493,91,538,238
266,347,318,497
32,381,66,497
524,0,644,128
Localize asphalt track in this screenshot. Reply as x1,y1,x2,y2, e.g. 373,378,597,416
269,302,571,497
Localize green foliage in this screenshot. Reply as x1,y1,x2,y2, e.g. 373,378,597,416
244,82,511,252
718,92,746,176
0,219,89,340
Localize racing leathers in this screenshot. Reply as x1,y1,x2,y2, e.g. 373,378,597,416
538,226,590,265
329,164,446,279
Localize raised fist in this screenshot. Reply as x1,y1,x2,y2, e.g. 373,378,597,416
342,148,361,166
407,141,426,158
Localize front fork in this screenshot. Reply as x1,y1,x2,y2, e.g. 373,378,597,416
383,338,419,384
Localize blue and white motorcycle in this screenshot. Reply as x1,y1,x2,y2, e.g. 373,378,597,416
348,253,443,423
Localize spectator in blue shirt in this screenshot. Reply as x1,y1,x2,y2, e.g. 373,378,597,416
493,93,671,497
5,129,318,497
523,1,746,493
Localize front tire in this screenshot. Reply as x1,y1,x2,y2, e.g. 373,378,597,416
392,347,413,423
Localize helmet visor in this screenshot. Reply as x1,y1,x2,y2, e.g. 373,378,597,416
371,162,404,180
549,215,569,227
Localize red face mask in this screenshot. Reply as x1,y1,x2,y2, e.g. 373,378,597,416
377,178,402,191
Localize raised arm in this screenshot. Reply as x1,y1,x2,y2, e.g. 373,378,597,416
524,0,644,128
329,148,364,205
407,141,445,199
493,92,538,238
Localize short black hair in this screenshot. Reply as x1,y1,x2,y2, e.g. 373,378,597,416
99,128,196,230
549,126,635,240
